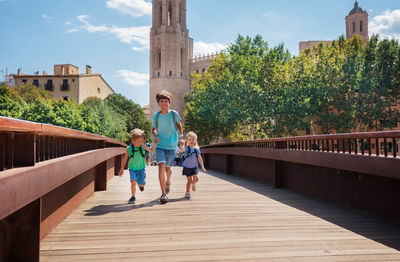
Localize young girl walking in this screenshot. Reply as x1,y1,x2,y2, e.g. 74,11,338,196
179,132,206,199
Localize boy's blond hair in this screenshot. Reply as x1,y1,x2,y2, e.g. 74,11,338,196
130,129,146,141
156,90,172,103
185,131,199,148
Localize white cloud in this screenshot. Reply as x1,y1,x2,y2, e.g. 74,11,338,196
369,9,400,39
69,15,150,50
117,70,149,86
42,14,52,23
193,41,227,57
66,28,79,33
106,0,151,17
64,21,72,26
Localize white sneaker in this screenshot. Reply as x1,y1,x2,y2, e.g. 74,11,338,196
185,192,191,199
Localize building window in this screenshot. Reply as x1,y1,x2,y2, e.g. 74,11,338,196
305,127,311,135
202,69,206,74
63,96,69,101
72,79,75,82
169,71,172,76
45,79,54,91
352,21,355,33
360,21,363,32
22,79,27,84
61,79,69,91
195,70,198,74
32,79,39,87
97,88,100,94
158,72,160,77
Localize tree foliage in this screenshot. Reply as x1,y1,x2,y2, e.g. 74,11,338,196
0,84,150,143
185,34,400,144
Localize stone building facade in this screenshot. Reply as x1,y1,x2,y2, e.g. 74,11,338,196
149,0,215,118
299,1,368,53
12,64,114,104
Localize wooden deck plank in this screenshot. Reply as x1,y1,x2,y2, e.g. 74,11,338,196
40,167,400,261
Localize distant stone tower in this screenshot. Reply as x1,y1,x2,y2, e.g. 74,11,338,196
149,0,193,118
346,1,368,43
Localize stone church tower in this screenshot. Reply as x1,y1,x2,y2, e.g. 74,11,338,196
346,1,368,43
149,0,193,118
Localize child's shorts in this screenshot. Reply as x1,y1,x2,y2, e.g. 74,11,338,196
129,169,146,185
182,167,198,177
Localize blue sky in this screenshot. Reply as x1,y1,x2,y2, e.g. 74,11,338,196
1,0,400,106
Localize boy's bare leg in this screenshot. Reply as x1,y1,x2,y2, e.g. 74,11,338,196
158,163,166,194
165,166,172,186
131,180,137,197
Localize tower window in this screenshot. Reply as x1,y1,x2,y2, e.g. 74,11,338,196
157,50,162,69
352,21,355,33
159,4,162,26
360,21,363,32
168,3,172,26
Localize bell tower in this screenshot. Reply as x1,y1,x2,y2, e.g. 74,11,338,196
346,1,368,43
149,0,193,117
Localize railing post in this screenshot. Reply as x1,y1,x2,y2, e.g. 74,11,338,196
0,133,5,171
0,198,41,262
14,132,36,167
95,161,107,191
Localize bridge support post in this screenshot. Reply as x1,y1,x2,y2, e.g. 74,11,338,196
0,198,41,262
95,161,107,191
273,160,284,188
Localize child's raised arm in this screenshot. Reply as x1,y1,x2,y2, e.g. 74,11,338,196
179,139,186,153
144,140,158,153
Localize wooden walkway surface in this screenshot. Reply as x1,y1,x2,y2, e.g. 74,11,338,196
40,167,400,261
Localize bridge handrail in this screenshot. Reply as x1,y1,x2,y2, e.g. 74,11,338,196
0,116,125,146
0,116,127,170
202,131,400,158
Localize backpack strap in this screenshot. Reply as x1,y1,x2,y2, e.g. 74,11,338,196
128,144,135,159
129,144,145,159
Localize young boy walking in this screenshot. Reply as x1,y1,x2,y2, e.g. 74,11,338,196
152,90,183,203
119,129,157,204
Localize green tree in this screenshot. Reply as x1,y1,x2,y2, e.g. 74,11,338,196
0,84,27,118
104,94,151,142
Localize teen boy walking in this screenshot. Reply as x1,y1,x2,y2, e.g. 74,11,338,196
152,90,183,203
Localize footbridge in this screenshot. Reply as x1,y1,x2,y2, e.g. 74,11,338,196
1,117,399,261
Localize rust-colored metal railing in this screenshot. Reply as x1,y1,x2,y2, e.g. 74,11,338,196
0,117,127,262
201,131,400,220
202,131,400,158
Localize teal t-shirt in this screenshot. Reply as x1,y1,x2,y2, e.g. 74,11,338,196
152,110,181,150
127,145,146,170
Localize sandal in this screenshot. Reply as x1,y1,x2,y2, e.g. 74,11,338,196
160,194,168,204
165,183,171,194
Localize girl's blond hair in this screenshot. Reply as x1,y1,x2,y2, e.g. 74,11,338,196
185,131,199,148
130,129,146,141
